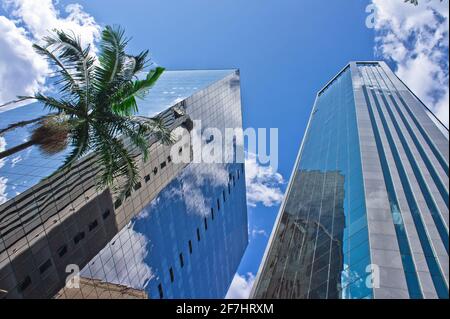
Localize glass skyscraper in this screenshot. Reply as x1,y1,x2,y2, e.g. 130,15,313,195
251,61,449,299
0,69,248,299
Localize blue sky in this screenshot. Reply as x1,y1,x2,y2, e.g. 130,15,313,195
75,0,375,289
1,0,448,298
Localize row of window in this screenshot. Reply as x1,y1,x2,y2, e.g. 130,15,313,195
17,208,112,293
114,151,178,209
156,166,242,299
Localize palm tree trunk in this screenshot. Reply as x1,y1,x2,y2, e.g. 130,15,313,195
0,140,36,160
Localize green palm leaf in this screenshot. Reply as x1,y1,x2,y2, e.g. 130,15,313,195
110,66,165,115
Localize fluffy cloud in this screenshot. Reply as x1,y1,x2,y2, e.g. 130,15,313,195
225,272,255,299
372,0,449,127
160,163,230,217
0,16,49,104
0,0,100,105
245,153,284,208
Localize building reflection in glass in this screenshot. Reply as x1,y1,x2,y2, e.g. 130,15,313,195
252,66,372,299
0,70,248,299
253,170,345,298
78,162,247,299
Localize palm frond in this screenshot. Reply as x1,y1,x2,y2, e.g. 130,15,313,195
0,114,55,136
0,97,33,109
41,29,96,112
32,43,80,102
59,121,90,170
130,50,149,75
94,26,128,98
120,50,149,82
25,93,83,117
113,117,151,160
110,67,165,115
141,116,174,145
93,123,139,199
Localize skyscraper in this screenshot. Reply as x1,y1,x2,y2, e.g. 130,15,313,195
251,61,449,299
0,69,248,299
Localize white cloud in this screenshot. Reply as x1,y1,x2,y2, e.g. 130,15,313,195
0,0,101,104
434,89,449,126
225,272,255,299
3,0,101,47
0,15,49,104
372,0,449,127
245,153,284,208
251,227,268,238
10,155,22,167
81,223,154,290
162,163,230,217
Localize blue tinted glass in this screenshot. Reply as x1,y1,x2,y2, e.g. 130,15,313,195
253,67,372,299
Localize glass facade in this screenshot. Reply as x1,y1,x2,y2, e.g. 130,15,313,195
252,61,449,299
75,162,247,299
0,69,248,299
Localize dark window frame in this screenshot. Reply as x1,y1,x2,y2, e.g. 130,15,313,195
39,259,53,274
102,209,111,220
89,219,98,231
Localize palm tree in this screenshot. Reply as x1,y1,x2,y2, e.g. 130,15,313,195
0,26,172,198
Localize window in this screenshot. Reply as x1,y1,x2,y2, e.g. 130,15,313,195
19,276,31,292
158,283,164,299
196,228,201,241
211,208,214,220
169,267,174,283
206,135,214,144
57,245,67,257
102,210,110,220
223,190,226,202
73,231,85,244
188,240,193,254
89,219,98,231
228,183,231,194
173,106,184,118
114,199,122,209
160,161,166,169
217,199,220,211
167,156,172,163
179,253,184,268
237,170,240,179
39,259,52,274
204,218,208,231
144,174,150,183
134,182,142,191
153,167,158,175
